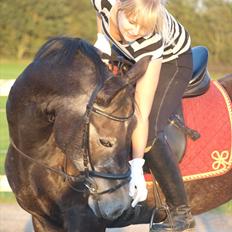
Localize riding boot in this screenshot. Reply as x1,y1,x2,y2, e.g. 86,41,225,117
145,132,195,232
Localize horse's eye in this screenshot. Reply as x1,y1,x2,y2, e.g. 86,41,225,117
99,138,113,148
47,112,55,123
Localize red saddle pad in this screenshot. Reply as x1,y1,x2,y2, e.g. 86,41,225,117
145,80,232,182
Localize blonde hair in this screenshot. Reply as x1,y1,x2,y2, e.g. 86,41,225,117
119,0,168,38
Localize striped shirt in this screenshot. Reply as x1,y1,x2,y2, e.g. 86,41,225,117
91,0,191,63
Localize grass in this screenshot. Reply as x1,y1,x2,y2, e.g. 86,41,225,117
213,201,232,215
0,192,16,203
0,192,231,215
0,59,227,80
0,96,9,174
0,96,7,108
0,60,31,79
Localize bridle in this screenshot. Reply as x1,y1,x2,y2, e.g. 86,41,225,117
79,77,134,196
11,76,134,198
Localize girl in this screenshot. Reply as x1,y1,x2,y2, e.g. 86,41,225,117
91,0,195,231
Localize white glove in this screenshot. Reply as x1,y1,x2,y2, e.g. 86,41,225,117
94,32,111,56
129,158,148,207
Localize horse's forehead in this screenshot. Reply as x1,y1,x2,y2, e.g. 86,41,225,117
68,95,89,113
55,95,90,115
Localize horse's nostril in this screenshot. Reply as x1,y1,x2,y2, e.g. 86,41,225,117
99,138,113,147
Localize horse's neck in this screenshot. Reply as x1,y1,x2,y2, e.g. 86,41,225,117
34,133,65,164
8,94,55,157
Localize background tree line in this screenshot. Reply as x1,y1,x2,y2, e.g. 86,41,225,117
0,0,231,70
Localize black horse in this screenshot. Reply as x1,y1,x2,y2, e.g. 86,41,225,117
5,37,150,232
5,37,232,232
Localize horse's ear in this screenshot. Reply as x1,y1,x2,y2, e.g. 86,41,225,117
95,56,151,107
122,56,151,85
95,76,124,107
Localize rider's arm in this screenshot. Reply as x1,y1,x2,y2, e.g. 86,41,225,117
132,58,162,158
96,13,102,33
129,58,162,207
94,13,111,56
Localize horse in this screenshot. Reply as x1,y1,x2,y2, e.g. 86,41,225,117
5,36,232,232
5,36,150,232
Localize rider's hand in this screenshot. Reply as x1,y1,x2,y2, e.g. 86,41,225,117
129,158,148,207
94,33,111,64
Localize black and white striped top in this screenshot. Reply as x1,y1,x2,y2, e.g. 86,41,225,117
91,0,191,63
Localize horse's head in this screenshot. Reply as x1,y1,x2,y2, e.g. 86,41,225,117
85,57,150,220
30,37,150,220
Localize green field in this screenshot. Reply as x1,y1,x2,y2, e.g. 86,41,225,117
0,60,30,79
0,96,9,174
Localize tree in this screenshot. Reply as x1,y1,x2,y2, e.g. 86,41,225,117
0,0,69,59
66,0,97,42
167,0,232,65
200,0,232,64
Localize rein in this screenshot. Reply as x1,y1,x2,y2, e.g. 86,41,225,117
11,76,134,197
10,138,84,183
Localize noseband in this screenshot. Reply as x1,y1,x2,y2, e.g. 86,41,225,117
11,76,133,197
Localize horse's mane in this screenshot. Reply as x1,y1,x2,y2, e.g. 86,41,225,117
33,36,106,84
34,36,99,65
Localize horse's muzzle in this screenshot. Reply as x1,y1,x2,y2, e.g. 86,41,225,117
88,179,131,220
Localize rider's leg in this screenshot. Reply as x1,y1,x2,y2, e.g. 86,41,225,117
146,50,195,231
146,132,195,231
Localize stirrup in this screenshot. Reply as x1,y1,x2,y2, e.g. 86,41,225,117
149,204,170,230
150,205,195,232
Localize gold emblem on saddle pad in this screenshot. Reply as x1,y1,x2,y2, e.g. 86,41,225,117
211,150,231,170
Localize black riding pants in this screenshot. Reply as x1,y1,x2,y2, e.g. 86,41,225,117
147,50,193,145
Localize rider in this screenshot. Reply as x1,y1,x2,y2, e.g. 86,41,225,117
91,0,195,231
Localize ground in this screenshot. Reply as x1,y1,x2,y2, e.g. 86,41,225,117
0,203,232,232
